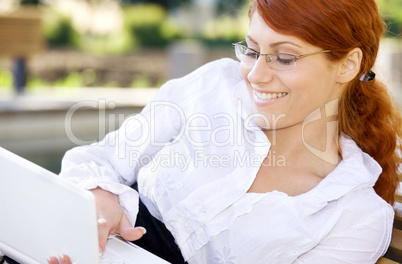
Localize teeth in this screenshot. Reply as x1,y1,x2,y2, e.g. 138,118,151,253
255,91,287,100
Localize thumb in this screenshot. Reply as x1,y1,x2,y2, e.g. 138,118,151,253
118,215,147,241
97,218,111,254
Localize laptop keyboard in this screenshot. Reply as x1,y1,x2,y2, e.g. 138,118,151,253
99,235,169,264
100,250,130,264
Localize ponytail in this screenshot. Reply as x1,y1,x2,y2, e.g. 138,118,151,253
338,78,402,205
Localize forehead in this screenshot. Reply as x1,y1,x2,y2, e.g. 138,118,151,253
248,12,307,48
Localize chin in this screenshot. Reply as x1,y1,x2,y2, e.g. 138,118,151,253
250,106,287,131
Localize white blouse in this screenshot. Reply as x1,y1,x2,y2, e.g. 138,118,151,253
60,58,394,264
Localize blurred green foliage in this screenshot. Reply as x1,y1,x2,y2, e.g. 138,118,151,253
202,12,248,46
121,0,190,10
20,0,40,4
216,0,247,15
78,30,133,55
123,4,182,47
377,0,402,36
41,3,247,54
42,10,80,47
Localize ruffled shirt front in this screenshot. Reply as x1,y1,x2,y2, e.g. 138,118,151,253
60,58,393,263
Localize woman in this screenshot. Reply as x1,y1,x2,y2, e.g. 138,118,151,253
48,0,402,263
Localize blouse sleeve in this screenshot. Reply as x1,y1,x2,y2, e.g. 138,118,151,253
58,58,239,226
294,205,394,264
59,79,183,225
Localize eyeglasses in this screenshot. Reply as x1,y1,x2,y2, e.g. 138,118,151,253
232,41,331,71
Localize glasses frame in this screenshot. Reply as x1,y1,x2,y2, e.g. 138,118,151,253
232,40,332,71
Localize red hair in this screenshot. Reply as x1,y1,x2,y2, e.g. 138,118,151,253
250,0,402,205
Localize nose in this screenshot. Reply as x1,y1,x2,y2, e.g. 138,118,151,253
246,56,274,85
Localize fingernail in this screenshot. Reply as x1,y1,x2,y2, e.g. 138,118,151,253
138,226,147,235
48,256,58,264
97,218,107,224
59,255,66,264
99,246,103,256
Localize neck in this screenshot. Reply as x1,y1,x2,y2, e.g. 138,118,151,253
263,115,340,175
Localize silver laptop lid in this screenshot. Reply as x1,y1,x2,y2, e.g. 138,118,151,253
0,147,100,264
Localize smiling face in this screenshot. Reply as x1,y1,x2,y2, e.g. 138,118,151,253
240,12,344,131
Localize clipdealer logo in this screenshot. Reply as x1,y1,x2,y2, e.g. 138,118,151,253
301,99,339,165
64,98,339,166
128,149,286,172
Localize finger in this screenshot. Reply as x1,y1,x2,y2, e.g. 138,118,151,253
47,256,59,264
121,226,147,242
118,215,147,241
59,255,72,264
97,217,111,254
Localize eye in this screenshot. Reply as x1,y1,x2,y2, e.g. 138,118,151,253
276,54,295,65
245,48,258,57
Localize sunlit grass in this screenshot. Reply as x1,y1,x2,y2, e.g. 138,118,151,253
0,70,13,89
130,75,151,88
0,70,163,90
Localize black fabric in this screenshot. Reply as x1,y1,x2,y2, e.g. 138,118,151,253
132,183,187,264
0,256,19,264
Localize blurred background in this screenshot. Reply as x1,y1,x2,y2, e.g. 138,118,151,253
0,0,401,173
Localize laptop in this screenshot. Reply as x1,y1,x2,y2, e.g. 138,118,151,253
0,147,170,264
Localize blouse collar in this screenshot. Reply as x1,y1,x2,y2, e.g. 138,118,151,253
296,134,383,215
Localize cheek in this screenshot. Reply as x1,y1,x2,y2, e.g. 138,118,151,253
240,63,253,97
240,63,250,83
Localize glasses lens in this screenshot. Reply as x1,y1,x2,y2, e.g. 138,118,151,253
235,45,257,65
234,45,245,61
270,54,296,71
233,43,297,71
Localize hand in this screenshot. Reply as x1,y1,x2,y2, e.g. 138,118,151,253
47,187,146,263
91,187,146,254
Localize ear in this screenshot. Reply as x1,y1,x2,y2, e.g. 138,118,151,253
336,48,363,84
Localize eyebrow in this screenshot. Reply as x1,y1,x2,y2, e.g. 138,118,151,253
246,35,302,48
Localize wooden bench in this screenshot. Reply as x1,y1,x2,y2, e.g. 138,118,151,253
0,7,45,92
